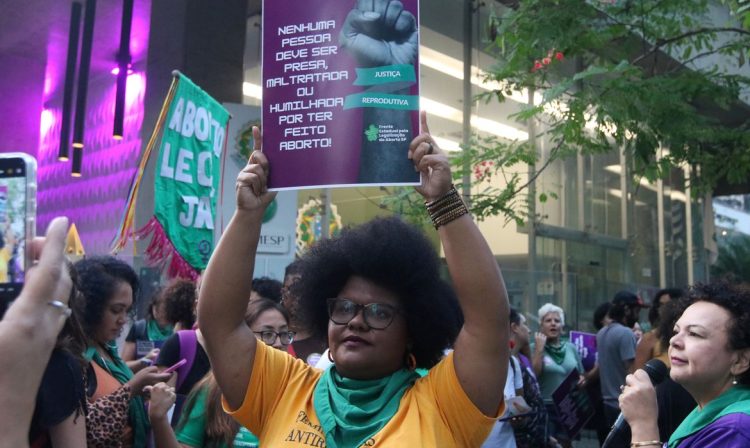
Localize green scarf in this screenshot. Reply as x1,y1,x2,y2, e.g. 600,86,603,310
544,342,568,365
313,367,419,448
85,342,150,448
668,385,750,448
146,318,173,341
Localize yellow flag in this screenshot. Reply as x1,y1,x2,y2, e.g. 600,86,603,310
65,223,85,257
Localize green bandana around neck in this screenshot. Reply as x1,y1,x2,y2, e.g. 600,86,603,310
668,385,750,448
544,342,568,365
313,367,419,448
146,318,173,341
85,342,150,448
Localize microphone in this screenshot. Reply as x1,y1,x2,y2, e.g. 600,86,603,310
602,359,668,448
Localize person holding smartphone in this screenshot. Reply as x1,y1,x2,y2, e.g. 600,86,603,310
74,256,172,448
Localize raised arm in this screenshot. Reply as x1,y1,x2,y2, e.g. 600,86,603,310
409,111,509,416
0,217,71,447
198,127,276,410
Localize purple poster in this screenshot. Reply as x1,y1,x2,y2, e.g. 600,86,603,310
551,369,594,439
570,331,597,372
262,0,421,189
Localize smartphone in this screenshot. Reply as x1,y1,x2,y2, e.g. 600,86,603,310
163,358,187,374
0,153,36,309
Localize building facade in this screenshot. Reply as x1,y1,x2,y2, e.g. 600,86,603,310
1,0,744,329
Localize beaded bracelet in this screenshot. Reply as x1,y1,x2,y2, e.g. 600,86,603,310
425,185,469,229
630,441,662,447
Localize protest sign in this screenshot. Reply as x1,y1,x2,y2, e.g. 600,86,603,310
570,331,598,372
262,0,421,189
551,369,594,439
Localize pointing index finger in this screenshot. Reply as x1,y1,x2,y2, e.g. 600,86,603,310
252,126,261,153
420,110,430,135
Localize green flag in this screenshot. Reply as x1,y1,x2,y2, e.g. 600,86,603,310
154,74,230,271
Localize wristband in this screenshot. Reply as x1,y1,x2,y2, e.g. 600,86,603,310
425,185,469,229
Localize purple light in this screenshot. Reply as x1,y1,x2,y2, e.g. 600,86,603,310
126,73,145,108
110,65,134,76
39,109,56,139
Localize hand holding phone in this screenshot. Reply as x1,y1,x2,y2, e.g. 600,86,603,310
0,153,36,311
163,358,187,374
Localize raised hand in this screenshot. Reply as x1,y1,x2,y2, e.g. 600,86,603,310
534,332,547,353
340,0,419,67
408,111,452,202
236,126,276,214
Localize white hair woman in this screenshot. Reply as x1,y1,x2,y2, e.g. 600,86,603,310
532,303,583,447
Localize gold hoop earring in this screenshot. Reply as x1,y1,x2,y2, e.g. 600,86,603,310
327,350,335,363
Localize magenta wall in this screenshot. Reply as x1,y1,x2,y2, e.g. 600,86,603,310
0,54,46,158
0,0,154,254
37,73,146,253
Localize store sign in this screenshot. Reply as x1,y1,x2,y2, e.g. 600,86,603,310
258,230,291,254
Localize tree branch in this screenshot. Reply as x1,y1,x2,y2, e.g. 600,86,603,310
632,27,750,65
509,138,564,196
671,43,745,71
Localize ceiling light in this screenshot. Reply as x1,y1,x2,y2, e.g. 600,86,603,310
420,97,528,141
243,82,262,99
419,45,541,105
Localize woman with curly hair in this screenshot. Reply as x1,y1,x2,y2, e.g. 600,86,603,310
199,113,510,447
163,279,198,331
620,282,750,447
75,256,171,447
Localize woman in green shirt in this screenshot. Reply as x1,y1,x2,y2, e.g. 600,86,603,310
149,299,295,448
531,303,583,448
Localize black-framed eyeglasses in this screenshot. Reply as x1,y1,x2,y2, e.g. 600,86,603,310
253,330,296,345
327,298,401,330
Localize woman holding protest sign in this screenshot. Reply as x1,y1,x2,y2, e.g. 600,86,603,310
532,303,584,448
198,111,510,447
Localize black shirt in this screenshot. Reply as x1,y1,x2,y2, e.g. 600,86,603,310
156,331,211,395
29,349,86,447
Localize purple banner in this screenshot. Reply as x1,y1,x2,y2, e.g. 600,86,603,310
570,331,597,372
262,0,421,189
551,369,594,439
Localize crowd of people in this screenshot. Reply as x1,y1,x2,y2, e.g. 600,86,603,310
2,114,750,448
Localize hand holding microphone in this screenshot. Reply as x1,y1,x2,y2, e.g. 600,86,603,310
604,359,667,448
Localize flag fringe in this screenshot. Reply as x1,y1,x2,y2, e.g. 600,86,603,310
134,217,199,280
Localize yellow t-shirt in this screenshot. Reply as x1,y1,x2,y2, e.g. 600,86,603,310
224,342,503,447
